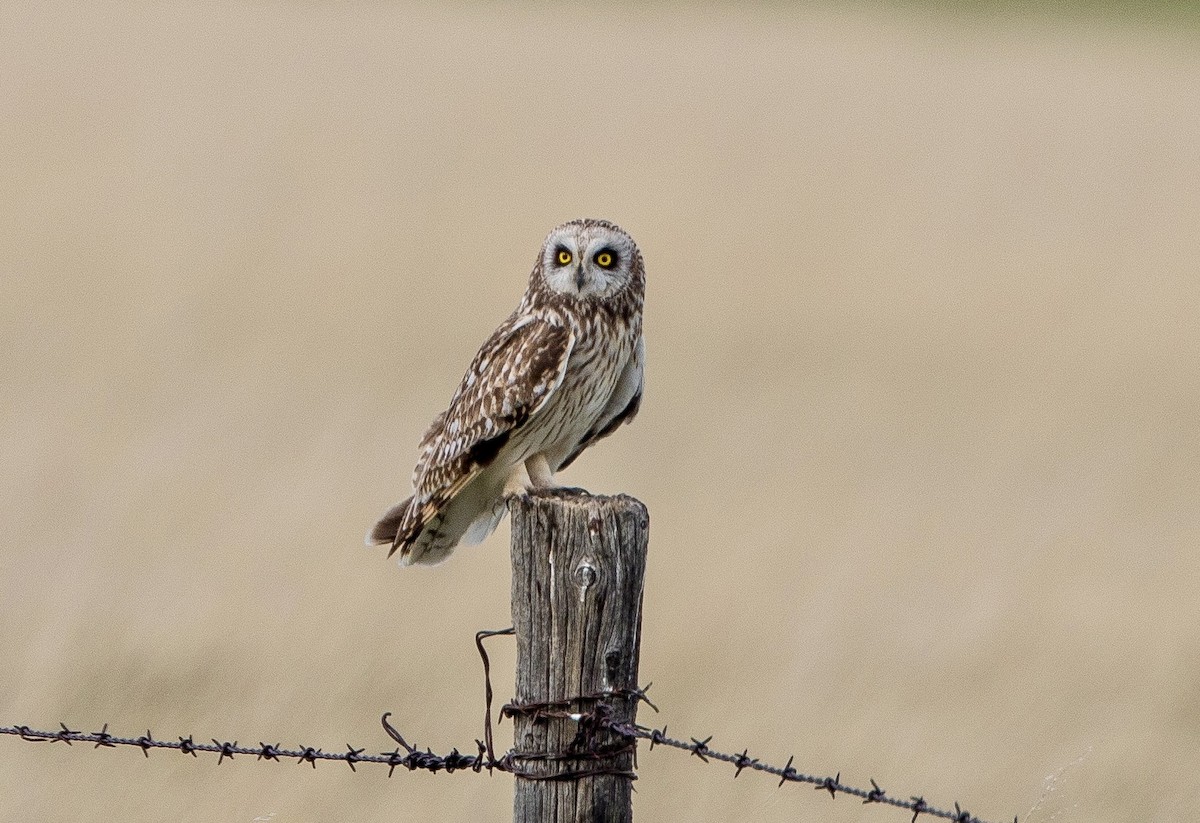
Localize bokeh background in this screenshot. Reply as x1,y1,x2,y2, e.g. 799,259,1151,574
3,2,1199,821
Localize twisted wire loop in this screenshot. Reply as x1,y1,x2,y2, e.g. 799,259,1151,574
475,627,515,767
499,699,638,782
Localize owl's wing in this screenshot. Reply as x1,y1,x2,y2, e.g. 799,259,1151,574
384,315,574,557
558,333,643,471
416,315,574,493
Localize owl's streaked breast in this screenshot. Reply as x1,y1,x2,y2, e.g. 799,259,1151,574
508,309,635,470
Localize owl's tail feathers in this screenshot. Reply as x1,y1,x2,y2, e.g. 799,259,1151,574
461,495,508,547
365,495,455,566
365,496,413,548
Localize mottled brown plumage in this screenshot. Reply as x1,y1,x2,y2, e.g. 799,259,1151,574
367,219,645,566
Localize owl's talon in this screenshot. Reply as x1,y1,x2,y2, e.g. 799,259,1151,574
532,486,591,499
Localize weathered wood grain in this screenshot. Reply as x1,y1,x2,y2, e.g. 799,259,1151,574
509,490,650,823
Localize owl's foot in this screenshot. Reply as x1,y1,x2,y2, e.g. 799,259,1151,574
522,455,590,497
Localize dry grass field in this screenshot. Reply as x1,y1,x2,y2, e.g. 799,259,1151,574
3,2,1199,821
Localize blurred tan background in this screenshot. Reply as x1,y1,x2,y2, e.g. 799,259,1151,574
3,2,1199,821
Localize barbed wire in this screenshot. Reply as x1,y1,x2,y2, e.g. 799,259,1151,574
0,721,486,776
0,629,1014,823
473,629,1011,823
0,712,1012,823
615,717,1009,823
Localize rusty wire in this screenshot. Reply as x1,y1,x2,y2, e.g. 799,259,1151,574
0,721,486,776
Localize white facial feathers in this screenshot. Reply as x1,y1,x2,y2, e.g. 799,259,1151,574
539,221,638,299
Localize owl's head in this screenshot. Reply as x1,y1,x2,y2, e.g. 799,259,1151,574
537,219,642,300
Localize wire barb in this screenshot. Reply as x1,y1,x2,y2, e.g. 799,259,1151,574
93,724,115,749
54,723,76,745
733,748,756,778
817,772,840,798
779,754,797,787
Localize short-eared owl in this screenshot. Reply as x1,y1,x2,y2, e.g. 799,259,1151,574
367,219,645,566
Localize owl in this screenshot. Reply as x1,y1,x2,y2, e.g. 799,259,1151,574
367,218,645,566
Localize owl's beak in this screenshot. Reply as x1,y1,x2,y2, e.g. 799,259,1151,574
575,267,587,290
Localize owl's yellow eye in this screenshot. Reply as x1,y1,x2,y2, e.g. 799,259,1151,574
555,248,573,266
594,250,615,268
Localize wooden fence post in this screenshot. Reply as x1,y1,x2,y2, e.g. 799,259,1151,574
508,490,650,823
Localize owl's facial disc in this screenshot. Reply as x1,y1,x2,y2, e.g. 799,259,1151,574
541,224,634,299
